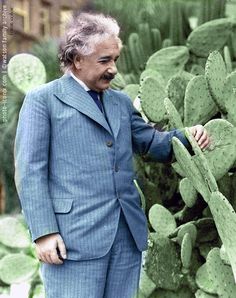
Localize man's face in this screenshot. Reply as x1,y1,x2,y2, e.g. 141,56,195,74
74,37,121,92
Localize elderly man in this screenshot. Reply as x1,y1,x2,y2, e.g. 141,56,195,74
14,12,209,298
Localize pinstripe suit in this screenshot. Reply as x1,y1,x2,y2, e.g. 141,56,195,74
14,74,188,297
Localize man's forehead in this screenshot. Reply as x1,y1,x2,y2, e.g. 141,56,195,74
93,46,120,59
95,38,120,50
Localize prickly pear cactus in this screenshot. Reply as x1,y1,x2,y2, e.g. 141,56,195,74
180,233,192,270
208,192,236,282
220,244,231,266
185,127,218,193
150,287,193,298
8,53,46,94
149,204,176,237
128,16,236,298
172,137,210,200
177,223,197,247
145,236,183,291
139,76,166,123
207,248,236,297
0,253,39,284
179,178,198,208
164,97,183,129
184,75,217,126
166,72,193,118
146,46,189,83
195,264,217,295
205,51,228,113
174,127,236,282
0,217,31,248
187,119,236,180
224,71,236,125
140,69,165,85
187,19,232,57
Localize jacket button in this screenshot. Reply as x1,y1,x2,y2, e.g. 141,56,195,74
115,165,119,172
106,141,113,147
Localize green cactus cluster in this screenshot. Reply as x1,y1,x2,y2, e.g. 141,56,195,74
131,18,236,298
0,215,44,297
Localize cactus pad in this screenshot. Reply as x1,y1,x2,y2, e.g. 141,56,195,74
146,46,189,82
145,236,182,290
179,178,198,208
203,119,236,180
164,97,183,129
172,137,210,200
184,75,217,126
220,244,231,266
205,51,227,113
181,233,192,269
177,222,197,246
140,69,165,85
185,127,218,193
166,73,193,117
208,192,236,282
207,248,236,297
149,204,176,236
196,264,217,294
187,19,232,57
171,161,186,177
8,53,46,94
150,287,193,298
140,76,167,122
0,217,30,248
224,71,236,126
0,253,39,284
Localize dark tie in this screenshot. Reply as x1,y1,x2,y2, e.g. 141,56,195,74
87,90,103,113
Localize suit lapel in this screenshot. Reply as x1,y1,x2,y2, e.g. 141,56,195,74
53,74,112,136
102,90,120,139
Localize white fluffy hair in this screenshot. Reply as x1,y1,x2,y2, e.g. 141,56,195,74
59,12,122,72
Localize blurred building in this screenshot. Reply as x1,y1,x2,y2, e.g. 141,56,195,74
1,0,90,56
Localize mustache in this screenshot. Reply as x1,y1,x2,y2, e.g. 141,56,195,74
102,74,115,81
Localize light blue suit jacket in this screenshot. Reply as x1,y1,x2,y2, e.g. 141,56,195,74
14,74,188,260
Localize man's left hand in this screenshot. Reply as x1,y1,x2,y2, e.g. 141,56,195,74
189,124,210,150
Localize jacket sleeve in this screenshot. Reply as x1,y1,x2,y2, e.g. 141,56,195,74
129,101,190,163
14,91,59,242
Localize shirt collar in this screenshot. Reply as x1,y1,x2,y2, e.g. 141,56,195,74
70,72,90,91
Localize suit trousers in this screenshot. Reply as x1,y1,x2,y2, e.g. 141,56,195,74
40,209,142,298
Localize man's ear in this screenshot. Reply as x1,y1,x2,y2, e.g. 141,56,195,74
74,55,83,70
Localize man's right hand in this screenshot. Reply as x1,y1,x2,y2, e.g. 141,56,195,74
35,233,67,265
